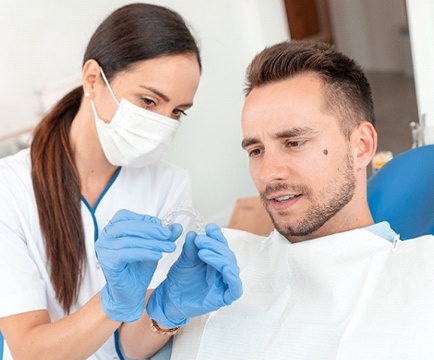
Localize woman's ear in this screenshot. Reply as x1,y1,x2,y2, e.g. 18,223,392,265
82,59,101,97
352,121,377,170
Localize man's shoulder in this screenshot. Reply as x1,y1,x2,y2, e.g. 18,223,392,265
398,233,434,248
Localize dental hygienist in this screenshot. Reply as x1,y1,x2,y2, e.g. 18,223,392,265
0,3,202,359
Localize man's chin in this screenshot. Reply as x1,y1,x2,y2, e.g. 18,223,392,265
271,215,321,239
271,217,295,236
267,209,313,237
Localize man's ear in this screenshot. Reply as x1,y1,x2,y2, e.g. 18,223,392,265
352,121,377,170
82,59,101,98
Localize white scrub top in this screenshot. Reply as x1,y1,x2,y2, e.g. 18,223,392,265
0,148,193,360
172,227,434,359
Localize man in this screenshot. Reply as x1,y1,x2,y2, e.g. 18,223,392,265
143,41,434,359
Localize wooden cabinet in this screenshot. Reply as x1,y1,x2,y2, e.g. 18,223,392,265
228,196,274,236
283,0,334,44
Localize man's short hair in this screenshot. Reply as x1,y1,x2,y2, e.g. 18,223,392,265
244,40,375,138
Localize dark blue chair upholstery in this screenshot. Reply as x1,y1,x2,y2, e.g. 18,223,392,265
368,145,434,239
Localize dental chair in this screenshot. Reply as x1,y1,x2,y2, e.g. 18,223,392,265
367,144,434,239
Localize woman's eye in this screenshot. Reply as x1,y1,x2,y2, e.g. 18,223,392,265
140,97,156,108
173,109,187,120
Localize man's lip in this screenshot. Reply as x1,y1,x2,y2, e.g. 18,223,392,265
266,193,300,201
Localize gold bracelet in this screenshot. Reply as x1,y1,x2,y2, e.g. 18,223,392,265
149,318,181,336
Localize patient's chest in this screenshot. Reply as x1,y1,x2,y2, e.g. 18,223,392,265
173,230,434,360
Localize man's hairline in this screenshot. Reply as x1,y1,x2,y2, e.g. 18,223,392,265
244,71,357,139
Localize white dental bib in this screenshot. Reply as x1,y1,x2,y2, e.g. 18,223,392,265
172,228,434,360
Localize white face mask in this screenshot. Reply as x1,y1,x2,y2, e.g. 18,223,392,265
89,67,180,168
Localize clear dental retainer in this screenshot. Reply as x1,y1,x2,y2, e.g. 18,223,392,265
161,206,206,234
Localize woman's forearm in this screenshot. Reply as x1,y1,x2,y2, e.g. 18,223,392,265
119,290,172,359
0,293,120,360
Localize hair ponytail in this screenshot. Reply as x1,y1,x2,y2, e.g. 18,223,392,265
31,86,85,313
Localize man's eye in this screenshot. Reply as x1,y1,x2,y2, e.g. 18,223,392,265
287,140,305,148
248,148,263,157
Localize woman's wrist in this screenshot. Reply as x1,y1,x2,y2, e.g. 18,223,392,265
149,318,181,336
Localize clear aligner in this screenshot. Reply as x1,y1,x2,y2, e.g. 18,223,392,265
161,206,206,234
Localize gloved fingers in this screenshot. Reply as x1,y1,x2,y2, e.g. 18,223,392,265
98,235,177,251
110,209,161,224
101,219,172,240
197,248,240,278
176,230,200,265
221,265,243,303
167,223,183,243
96,236,177,252
200,255,242,306
204,223,229,244
96,237,176,266
205,263,243,305
100,246,175,269
195,235,238,264
199,250,243,305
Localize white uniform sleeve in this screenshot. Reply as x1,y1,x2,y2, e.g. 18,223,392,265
0,183,48,318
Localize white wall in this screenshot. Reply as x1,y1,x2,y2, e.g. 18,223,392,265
328,0,408,72
162,0,290,224
406,0,434,128
0,0,289,224
0,1,135,134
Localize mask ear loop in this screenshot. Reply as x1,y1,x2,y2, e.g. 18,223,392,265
84,91,99,117
99,67,120,107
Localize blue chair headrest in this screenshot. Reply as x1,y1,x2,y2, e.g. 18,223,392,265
368,145,434,239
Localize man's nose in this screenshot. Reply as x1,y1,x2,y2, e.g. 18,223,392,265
257,151,290,184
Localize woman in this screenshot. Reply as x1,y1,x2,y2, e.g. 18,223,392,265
0,3,201,359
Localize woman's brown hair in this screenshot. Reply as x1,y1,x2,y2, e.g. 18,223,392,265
31,3,201,313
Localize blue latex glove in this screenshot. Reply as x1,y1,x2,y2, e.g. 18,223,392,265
146,223,243,328
95,209,182,322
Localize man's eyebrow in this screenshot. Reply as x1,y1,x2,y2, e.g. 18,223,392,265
274,127,315,139
241,127,315,149
241,137,258,149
